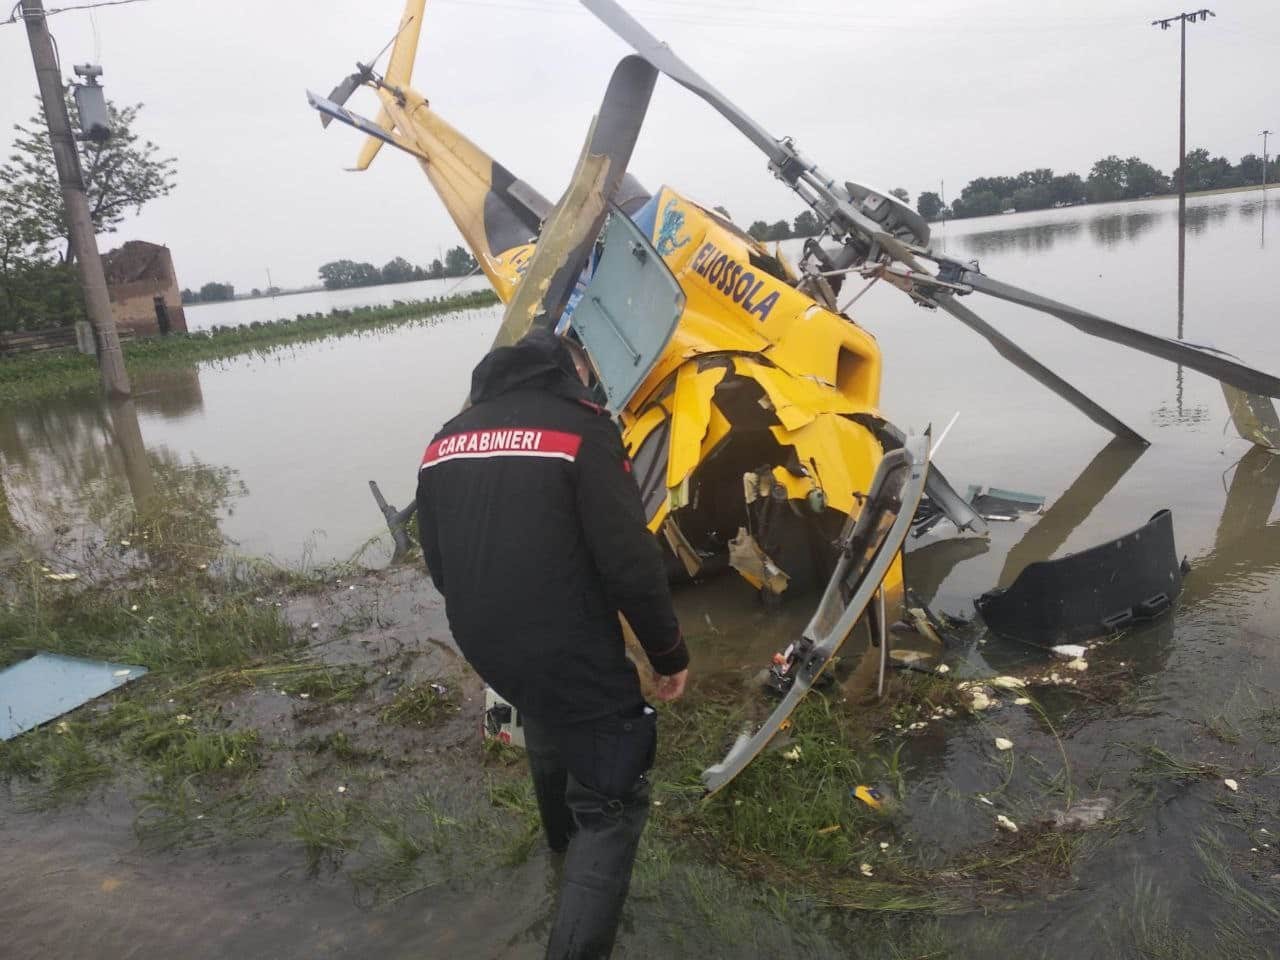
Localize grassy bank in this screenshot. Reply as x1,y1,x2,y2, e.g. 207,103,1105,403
0,288,499,405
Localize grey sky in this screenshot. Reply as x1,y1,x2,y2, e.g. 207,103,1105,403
2,0,1275,291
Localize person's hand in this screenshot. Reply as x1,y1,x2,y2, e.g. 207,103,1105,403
654,668,688,702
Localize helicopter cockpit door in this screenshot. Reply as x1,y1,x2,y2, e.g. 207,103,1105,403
567,207,686,415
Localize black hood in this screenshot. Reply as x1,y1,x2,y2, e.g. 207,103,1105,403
469,329,591,406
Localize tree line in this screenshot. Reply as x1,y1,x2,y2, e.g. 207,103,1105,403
317,246,478,290
913,148,1270,222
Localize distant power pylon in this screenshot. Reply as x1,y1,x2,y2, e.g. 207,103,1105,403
1262,129,1273,190
1151,9,1215,227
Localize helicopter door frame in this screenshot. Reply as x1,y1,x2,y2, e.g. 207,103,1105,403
566,206,686,415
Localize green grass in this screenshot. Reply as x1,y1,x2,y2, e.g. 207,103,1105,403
380,679,458,727
0,289,498,405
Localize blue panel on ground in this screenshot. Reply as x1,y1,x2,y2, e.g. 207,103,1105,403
0,652,147,740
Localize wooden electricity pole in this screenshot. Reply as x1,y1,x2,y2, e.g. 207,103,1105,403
20,0,131,397
1262,129,1272,190
1152,9,1215,229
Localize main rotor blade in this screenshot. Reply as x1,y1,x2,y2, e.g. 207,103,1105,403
962,270,1280,399
932,292,1147,446
581,0,787,168
489,55,657,348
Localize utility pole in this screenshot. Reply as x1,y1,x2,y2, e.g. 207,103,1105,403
1151,9,1215,228
20,0,131,396
1262,129,1272,190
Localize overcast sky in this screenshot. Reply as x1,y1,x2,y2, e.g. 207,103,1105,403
1,0,1275,291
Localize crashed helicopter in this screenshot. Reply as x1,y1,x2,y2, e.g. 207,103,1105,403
310,0,1280,790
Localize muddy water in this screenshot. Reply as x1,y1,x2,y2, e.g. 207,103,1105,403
3,190,1280,957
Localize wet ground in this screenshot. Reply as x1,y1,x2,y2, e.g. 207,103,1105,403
3,190,1280,957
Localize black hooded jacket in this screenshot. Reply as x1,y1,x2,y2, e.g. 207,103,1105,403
415,330,687,724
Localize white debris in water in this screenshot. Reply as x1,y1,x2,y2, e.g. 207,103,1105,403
990,676,1027,690
120,540,131,548
337,785,346,794
879,842,890,850
130,604,139,612
910,722,927,731
936,664,950,674
310,622,320,631
44,572,78,582
1014,697,1032,706
1224,778,1239,792
968,690,995,711
860,863,874,877
995,815,1019,833
652,800,662,807
1066,658,1089,672
994,738,1014,752
174,714,192,725
299,693,310,700
1052,644,1088,659
55,721,70,734
978,796,994,806
782,746,802,762
113,669,131,677
197,563,208,571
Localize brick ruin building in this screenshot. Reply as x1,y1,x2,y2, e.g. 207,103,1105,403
101,240,187,336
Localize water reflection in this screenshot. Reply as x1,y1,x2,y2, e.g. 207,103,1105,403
956,206,1170,257
1183,201,1233,236
960,220,1081,256
1087,210,1162,247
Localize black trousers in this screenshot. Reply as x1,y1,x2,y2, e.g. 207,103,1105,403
522,705,656,960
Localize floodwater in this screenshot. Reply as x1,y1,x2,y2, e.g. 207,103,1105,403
3,189,1280,957
181,274,492,331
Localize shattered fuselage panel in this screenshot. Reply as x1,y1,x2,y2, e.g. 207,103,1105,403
611,188,901,599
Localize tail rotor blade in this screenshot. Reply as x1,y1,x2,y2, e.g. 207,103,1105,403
319,72,363,128
932,292,1146,445
962,270,1280,399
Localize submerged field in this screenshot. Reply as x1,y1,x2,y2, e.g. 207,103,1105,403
2,449,1278,959
3,191,1280,957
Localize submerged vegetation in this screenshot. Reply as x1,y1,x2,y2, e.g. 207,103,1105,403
3,447,1279,957
0,288,498,405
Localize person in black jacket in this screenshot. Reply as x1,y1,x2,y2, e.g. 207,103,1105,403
416,328,689,960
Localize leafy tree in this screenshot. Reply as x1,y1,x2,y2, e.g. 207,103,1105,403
889,187,910,204
1049,174,1087,205
1122,157,1167,197
318,259,380,289
916,191,943,220
766,220,791,241
198,281,234,302
792,211,821,236
1237,153,1264,184
381,256,415,284
1011,184,1052,212
0,98,176,265
180,288,196,304
444,245,478,277
952,189,1002,218
427,258,445,280
411,264,427,281
712,205,732,220
747,220,770,241
1086,155,1126,203
250,287,261,297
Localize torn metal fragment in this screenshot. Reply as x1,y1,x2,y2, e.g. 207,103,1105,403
976,509,1183,645
727,528,789,596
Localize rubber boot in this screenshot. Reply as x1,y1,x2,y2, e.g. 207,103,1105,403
544,774,650,960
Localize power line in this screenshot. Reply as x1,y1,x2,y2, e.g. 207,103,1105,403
3,0,152,26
